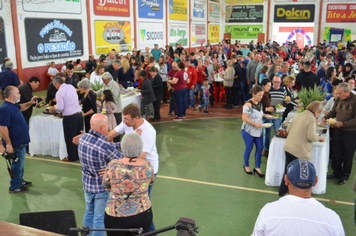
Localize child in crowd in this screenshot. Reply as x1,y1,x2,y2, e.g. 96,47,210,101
102,90,117,130
168,86,177,117
198,78,211,115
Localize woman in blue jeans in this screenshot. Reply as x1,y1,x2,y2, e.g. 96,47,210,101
241,85,266,178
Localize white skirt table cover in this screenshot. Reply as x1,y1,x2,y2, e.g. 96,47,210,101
265,130,329,194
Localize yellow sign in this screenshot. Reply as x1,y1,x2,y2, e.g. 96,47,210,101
225,0,263,3
94,21,131,55
169,0,188,21
208,25,220,43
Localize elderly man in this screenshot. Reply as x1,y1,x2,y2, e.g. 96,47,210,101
107,103,159,234
50,76,83,162
295,61,318,91
0,61,21,92
97,72,122,130
19,76,45,125
65,64,80,88
267,56,283,81
143,47,151,57
0,86,38,193
317,60,328,83
323,83,356,185
252,159,345,236
275,62,290,80
106,51,116,67
105,59,120,82
85,54,97,73
78,114,124,236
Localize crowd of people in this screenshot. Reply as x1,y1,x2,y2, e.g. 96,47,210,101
1,38,356,235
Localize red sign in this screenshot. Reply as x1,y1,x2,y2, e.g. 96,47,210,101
94,0,130,17
326,4,356,23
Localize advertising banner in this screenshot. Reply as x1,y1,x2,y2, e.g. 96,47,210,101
0,18,7,61
274,4,315,23
192,0,206,21
226,5,263,23
225,25,263,39
209,2,220,23
23,0,81,14
191,24,206,45
93,0,130,17
95,21,131,55
225,0,263,3
208,24,220,43
138,22,164,49
25,18,83,62
326,4,356,23
169,23,188,46
169,0,188,21
138,0,163,19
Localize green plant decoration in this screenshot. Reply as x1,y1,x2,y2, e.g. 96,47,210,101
297,85,327,109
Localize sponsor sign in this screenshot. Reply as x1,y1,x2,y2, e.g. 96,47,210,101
326,4,356,23
208,24,220,43
93,0,130,17
191,24,206,45
192,0,206,21
169,0,188,21
138,22,164,49
226,5,263,23
23,0,81,14
95,21,131,55
209,2,220,23
274,4,315,22
225,0,263,3
0,18,7,61
225,25,263,39
169,23,188,46
138,0,163,19
25,18,83,62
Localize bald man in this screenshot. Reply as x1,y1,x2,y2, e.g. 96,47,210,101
77,113,124,236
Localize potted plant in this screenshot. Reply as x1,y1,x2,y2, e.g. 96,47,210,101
297,85,327,109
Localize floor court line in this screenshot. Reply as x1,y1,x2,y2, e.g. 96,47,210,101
26,155,354,206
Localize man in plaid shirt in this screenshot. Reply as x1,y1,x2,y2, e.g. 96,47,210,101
78,114,123,236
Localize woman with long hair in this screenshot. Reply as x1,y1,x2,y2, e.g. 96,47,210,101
319,66,335,95
90,64,105,87
157,55,168,103
77,79,97,133
118,58,134,88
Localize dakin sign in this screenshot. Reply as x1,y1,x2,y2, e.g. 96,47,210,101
94,0,130,17
274,4,315,23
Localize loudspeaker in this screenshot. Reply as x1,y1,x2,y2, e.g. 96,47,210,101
19,210,78,236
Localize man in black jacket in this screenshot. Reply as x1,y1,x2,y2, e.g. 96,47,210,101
85,54,97,72
19,76,45,125
295,62,318,91
105,59,121,82
65,64,80,88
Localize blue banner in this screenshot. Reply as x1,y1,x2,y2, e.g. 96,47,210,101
138,0,164,19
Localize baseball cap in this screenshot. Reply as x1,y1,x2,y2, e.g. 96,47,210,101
287,159,316,189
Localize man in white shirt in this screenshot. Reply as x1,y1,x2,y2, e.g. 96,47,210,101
251,159,345,236
47,62,59,80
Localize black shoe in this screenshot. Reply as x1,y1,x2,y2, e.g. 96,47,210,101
253,168,265,178
243,165,253,175
327,173,339,179
22,181,33,187
337,179,347,185
225,105,233,109
9,187,28,194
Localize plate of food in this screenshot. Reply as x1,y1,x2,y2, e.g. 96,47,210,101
262,123,273,128
326,118,337,124
284,96,291,101
276,129,288,138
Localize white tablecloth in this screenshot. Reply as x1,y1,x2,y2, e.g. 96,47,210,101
265,130,329,194
29,93,141,159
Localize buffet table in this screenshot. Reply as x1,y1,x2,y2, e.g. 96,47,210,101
29,93,141,159
265,130,329,194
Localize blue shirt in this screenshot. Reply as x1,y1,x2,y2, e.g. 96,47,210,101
151,49,162,62
78,130,124,193
0,69,20,90
0,101,30,148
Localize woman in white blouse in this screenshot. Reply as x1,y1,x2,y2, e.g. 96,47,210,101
90,64,105,86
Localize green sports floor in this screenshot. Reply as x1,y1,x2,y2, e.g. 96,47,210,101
0,94,355,235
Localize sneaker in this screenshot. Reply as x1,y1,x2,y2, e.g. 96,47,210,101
233,105,239,108
225,105,233,109
173,117,183,121
9,187,28,194
182,116,186,119
22,181,33,187
198,105,202,112
168,113,173,117
203,111,209,115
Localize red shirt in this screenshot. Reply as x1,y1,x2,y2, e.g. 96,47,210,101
196,65,206,83
167,69,178,80
185,66,198,88
172,70,188,91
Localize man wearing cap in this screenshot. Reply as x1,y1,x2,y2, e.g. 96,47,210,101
151,44,162,62
251,159,345,236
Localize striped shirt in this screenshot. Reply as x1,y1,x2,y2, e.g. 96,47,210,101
270,87,286,107
78,130,124,193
